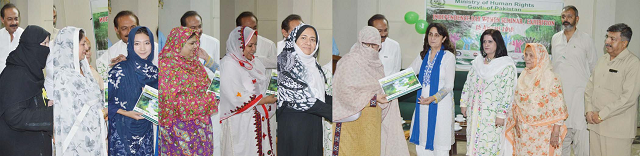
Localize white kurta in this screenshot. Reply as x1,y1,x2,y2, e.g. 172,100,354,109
199,33,221,79
408,52,456,151
380,38,402,76
0,27,24,73
277,39,285,56
256,35,277,69
551,29,599,130
460,56,517,156
106,40,159,67
199,33,222,156
350,38,402,76
200,34,220,64
220,56,276,156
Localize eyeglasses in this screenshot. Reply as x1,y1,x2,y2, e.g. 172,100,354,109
362,42,381,51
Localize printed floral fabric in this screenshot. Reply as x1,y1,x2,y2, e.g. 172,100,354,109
47,26,107,156
505,43,568,156
461,61,517,156
160,118,213,155
107,26,157,156
159,27,217,126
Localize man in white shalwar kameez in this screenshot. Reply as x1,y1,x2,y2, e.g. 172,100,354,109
0,4,23,73
551,6,599,156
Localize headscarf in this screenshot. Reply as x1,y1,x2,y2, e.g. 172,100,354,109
159,27,217,126
0,25,50,106
107,26,157,150
225,26,264,81
505,43,568,154
45,26,105,155
332,26,384,121
45,27,99,95
219,26,269,120
46,26,102,107
277,23,326,111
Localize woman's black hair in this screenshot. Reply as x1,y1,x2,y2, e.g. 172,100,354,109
135,27,149,37
79,29,85,41
479,29,508,58
420,23,455,59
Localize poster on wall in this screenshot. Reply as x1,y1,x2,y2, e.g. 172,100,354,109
426,0,563,72
90,0,109,81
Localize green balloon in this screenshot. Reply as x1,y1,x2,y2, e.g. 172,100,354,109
404,11,419,24
415,20,428,34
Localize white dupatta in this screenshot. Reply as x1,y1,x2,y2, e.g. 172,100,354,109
46,26,107,156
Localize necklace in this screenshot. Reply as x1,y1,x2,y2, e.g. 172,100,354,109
484,56,493,63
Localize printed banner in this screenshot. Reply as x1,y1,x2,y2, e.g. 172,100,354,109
90,0,110,83
427,0,563,72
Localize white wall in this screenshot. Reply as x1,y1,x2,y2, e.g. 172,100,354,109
158,0,220,41
334,0,640,69
220,0,332,65
55,0,97,64
613,0,640,57
1,0,54,31
565,0,640,57
108,0,158,43
333,0,426,68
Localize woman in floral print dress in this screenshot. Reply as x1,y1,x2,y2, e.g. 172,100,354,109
460,29,517,156
158,26,218,155
505,43,568,156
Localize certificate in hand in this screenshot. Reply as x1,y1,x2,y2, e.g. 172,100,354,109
378,68,421,101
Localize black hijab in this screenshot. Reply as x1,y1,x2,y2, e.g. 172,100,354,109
0,25,50,106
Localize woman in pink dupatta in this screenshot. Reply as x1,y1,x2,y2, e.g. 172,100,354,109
158,27,218,155
505,43,569,156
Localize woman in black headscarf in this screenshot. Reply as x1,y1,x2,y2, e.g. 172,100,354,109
0,25,53,155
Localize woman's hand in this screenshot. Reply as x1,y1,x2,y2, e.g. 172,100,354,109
550,125,561,148
102,108,108,120
377,94,390,104
495,117,505,126
109,54,127,67
418,96,435,105
118,109,144,120
258,95,277,105
461,107,467,117
197,48,211,60
47,100,54,107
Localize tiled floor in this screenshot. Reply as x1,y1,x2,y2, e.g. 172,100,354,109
406,128,640,156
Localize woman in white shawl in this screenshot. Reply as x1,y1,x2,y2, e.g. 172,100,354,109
460,29,517,156
220,26,277,156
46,26,107,156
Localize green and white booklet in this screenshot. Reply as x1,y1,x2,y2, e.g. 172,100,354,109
133,85,159,125
206,70,221,99
266,70,278,96
378,68,421,101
